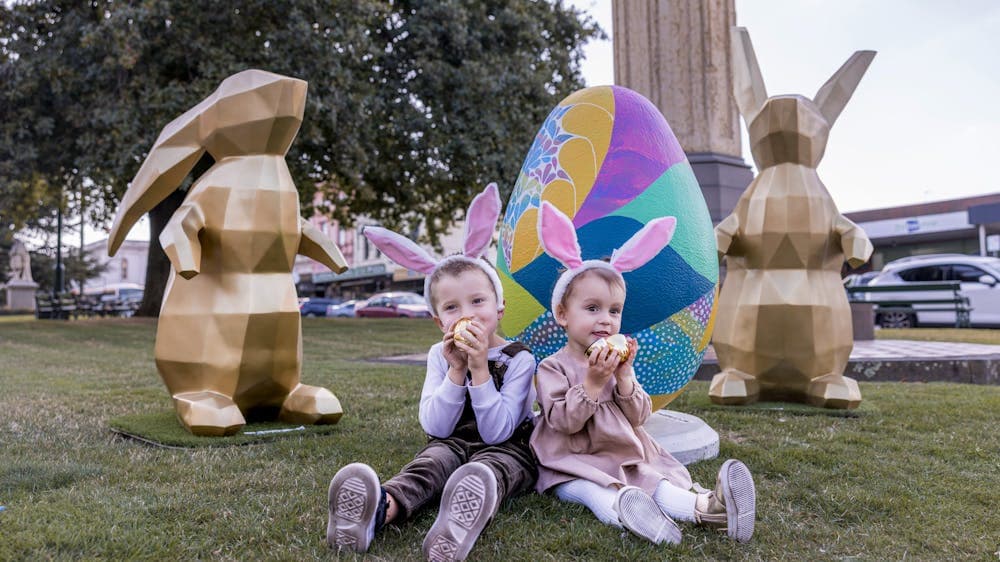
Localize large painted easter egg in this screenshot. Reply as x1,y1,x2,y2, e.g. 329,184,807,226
498,86,718,410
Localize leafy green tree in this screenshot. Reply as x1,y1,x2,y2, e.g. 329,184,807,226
1,0,602,315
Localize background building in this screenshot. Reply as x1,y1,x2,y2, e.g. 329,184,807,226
845,193,1000,271
83,239,148,292
294,193,467,299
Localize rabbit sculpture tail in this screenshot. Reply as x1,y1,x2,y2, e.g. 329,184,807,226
109,70,348,435
710,28,874,409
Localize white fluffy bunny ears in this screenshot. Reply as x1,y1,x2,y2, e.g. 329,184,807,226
363,183,505,316
537,201,677,314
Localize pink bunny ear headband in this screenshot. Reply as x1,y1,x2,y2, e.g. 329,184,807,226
537,201,677,313
363,183,504,316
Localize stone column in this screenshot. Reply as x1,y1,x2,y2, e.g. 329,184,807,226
613,0,752,223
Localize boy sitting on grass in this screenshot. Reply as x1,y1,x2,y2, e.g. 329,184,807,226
326,184,537,562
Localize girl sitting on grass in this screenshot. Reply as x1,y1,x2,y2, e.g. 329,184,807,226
529,202,757,545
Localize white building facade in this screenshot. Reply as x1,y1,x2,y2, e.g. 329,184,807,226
82,239,148,292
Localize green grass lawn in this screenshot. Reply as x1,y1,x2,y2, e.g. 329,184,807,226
1,318,998,560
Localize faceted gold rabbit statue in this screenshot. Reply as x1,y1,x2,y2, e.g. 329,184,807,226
710,28,874,409
108,70,348,435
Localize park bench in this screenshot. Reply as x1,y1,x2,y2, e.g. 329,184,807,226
34,292,79,320
35,292,56,319
846,281,971,328
112,298,139,317
56,293,77,319
75,295,99,319
91,296,140,318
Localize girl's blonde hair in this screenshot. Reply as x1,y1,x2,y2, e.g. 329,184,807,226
558,266,625,310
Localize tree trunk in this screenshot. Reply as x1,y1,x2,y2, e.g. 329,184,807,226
135,154,214,317
135,187,186,317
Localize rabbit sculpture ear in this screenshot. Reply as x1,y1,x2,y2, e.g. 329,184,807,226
463,182,502,259
537,202,584,270
730,26,769,124
107,103,211,257
108,70,304,257
362,226,438,274
610,216,677,273
813,50,876,126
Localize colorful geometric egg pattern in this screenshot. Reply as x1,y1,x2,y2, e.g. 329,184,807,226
498,86,719,409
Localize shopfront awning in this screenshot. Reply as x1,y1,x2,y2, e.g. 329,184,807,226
312,263,388,284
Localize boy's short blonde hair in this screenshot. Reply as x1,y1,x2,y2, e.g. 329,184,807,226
427,257,502,316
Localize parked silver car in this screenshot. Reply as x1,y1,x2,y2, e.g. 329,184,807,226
842,271,879,288
326,300,357,318
868,254,1000,327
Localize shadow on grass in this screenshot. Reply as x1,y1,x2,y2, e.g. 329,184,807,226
109,411,343,448
1,463,103,494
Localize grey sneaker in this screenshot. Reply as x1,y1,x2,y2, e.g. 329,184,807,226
326,463,385,552
423,462,499,561
694,459,756,542
613,486,682,545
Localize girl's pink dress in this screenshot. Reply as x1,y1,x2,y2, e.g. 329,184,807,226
530,347,692,494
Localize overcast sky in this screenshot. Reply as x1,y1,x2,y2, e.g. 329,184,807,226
568,0,1000,214
96,1,1000,245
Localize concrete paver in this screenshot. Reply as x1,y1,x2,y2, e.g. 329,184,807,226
375,339,1000,385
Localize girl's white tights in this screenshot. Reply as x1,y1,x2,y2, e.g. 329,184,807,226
555,479,621,526
554,478,697,526
652,479,697,522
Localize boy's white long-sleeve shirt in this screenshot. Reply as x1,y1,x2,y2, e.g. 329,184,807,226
419,341,537,445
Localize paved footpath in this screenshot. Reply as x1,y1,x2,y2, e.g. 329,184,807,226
379,339,1000,365
848,339,1000,360
700,339,1000,385
703,339,1000,362
376,339,1000,385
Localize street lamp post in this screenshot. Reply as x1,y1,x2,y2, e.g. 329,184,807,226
54,191,64,297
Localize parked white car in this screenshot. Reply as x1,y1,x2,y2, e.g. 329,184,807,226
867,254,1000,327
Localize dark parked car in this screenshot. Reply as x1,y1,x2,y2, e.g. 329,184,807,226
299,297,342,317
355,292,431,318
326,300,357,318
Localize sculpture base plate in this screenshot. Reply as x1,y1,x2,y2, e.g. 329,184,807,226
644,410,719,465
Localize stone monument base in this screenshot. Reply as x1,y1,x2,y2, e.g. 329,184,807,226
644,410,720,465
688,152,754,223
5,280,39,311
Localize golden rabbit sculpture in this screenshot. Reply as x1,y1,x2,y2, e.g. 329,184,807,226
108,70,348,435
710,28,875,409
